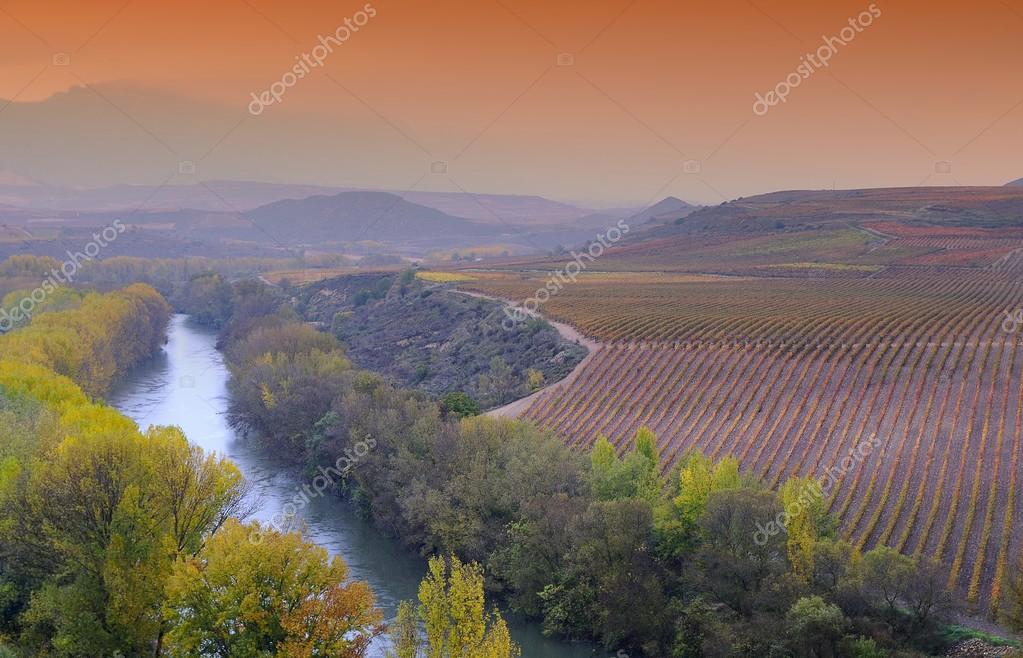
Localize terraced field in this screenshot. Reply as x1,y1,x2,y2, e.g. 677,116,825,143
461,245,1023,616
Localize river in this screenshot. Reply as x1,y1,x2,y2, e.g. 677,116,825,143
108,314,598,658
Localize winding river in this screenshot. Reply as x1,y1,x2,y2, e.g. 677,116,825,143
108,314,597,658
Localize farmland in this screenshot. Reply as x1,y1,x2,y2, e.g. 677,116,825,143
456,187,1023,618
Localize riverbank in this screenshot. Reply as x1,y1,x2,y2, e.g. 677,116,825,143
109,314,599,658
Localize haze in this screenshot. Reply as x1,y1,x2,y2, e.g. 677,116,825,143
2,0,1022,206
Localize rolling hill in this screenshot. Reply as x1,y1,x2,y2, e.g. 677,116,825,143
244,191,498,244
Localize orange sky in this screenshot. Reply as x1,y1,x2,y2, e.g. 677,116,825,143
1,0,1021,205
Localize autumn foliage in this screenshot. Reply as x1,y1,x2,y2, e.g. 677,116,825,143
0,287,382,657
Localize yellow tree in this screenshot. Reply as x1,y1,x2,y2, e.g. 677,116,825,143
406,555,519,658
163,519,382,657
780,476,828,580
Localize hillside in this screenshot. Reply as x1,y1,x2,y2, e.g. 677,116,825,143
297,273,586,408
454,186,1023,618
477,187,1023,278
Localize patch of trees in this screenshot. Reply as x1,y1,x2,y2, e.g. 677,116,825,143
0,288,386,656
0,284,170,396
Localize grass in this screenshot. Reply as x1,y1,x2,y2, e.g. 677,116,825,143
940,624,1021,649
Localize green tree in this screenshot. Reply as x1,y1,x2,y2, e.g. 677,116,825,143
525,368,545,393
862,546,915,613
440,392,481,419
785,596,847,658
540,499,671,653
589,428,663,504
655,451,740,559
698,488,787,615
172,271,234,328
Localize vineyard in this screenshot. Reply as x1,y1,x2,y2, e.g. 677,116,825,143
458,209,1023,617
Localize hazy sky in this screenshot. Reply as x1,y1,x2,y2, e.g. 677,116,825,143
1,0,1021,206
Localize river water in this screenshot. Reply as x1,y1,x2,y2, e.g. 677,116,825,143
108,314,598,658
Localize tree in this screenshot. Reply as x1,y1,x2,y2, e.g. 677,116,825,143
904,556,954,627
226,324,351,452
785,596,847,658
779,476,829,580
476,357,520,408
14,416,253,656
812,539,860,592
698,488,787,615
172,271,233,328
440,392,480,419
525,368,545,392
837,635,887,658
162,519,382,657
656,451,741,558
862,546,914,613
147,426,251,556
589,428,664,504
22,417,172,654
386,601,421,658
540,499,671,652
410,555,518,658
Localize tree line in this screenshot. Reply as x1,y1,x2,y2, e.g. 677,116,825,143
0,286,398,657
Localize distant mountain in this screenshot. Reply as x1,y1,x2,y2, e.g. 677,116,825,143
628,196,699,224
245,191,499,245
0,180,354,213
401,192,591,226
1007,178,1023,186
0,178,599,226
0,178,626,256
